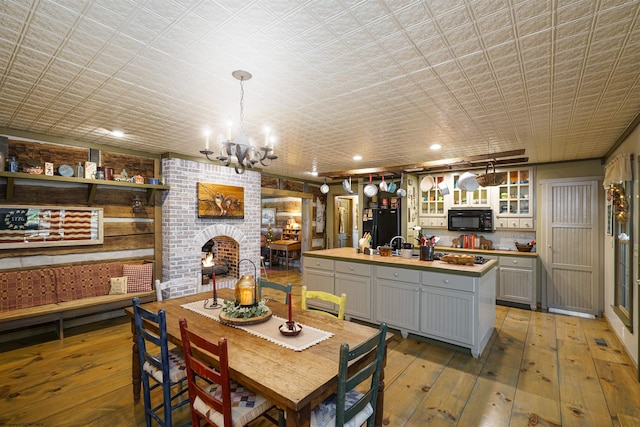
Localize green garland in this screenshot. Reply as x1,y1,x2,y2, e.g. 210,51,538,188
221,298,269,319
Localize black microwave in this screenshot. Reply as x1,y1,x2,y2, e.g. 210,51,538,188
448,209,493,232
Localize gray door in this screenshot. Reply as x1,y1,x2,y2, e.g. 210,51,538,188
540,178,601,316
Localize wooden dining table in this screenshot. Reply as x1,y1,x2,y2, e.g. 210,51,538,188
125,289,393,427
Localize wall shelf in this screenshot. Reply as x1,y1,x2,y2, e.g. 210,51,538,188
0,171,169,206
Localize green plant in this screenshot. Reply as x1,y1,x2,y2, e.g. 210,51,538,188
221,298,269,319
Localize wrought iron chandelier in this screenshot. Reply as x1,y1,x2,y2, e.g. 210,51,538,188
200,70,277,174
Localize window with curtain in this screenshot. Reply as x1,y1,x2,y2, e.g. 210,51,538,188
607,153,633,331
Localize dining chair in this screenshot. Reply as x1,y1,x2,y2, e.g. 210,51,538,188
301,285,347,320
132,297,190,427
257,277,292,304
260,255,269,279
310,322,388,427
178,317,278,427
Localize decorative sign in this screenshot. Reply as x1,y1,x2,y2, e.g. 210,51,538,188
262,208,275,225
0,206,103,248
197,183,245,219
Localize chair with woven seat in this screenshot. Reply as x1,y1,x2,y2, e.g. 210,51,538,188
301,285,347,320
257,278,292,304
310,322,387,427
179,317,278,427
132,297,190,427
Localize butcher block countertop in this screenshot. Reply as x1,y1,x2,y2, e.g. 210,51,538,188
302,247,497,277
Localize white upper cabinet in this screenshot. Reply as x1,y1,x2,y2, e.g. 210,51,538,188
451,172,493,208
493,167,534,229
416,167,535,230
418,175,447,228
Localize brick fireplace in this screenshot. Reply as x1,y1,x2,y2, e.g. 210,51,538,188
160,157,261,299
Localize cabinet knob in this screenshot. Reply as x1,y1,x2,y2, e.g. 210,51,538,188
349,267,354,271
513,260,518,264
444,279,449,284
393,272,399,277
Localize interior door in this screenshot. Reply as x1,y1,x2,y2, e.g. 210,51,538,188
540,178,600,316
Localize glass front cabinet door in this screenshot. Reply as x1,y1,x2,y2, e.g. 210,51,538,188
419,175,447,228
494,168,534,229
451,173,492,208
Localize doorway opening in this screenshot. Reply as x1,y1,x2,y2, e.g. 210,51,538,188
334,195,358,248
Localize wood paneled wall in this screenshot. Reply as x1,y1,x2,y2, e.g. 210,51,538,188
0,139,161,275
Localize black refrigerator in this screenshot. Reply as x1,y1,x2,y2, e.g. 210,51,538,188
362,204,401,249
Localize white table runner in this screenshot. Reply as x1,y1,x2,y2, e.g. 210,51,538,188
181,299,333,351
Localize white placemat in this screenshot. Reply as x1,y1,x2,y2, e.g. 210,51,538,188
181,299,334,351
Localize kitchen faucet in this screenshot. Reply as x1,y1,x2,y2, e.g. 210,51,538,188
388,235,405,255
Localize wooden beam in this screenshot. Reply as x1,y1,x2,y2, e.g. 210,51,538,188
318,150,528,179
261,187,314,199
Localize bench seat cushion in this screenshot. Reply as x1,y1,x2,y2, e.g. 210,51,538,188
55,262,124,302
0,269,57,312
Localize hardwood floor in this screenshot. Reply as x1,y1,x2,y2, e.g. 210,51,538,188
1,267,640,426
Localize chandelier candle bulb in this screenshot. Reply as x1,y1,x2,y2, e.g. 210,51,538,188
264,126,270,146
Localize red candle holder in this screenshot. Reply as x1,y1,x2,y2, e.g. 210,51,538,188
204,272,221,309
279,321,302,336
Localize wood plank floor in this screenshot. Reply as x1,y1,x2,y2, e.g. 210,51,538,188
1,267,640,426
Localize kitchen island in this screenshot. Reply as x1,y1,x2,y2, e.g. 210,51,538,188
302,247,497,358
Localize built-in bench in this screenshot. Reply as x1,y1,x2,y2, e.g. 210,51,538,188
0,260,156,339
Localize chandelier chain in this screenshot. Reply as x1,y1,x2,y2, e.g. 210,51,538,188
239,76,245,136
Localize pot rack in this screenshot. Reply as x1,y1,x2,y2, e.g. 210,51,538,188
317,149,527,180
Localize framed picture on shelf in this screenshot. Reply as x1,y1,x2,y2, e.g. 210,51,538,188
262,208,276,225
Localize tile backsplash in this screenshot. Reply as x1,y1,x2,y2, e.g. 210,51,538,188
409,229,536,252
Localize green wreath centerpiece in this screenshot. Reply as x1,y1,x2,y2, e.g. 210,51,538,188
221,298,269,320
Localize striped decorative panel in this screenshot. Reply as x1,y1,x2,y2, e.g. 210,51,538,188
500,268,532,301
551,227,593,267
420,288,474,345
551,184,593,224
376,280,419,331
548,268,594,311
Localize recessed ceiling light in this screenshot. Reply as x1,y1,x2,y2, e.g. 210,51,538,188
430,144,441,150
111,130,125,138
353,155,362,161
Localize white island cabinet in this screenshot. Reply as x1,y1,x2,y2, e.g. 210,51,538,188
301,257,334,311
302,258,373,321
420,269,496,357
302,248,497,358
375,266,421,335
335,261,373,321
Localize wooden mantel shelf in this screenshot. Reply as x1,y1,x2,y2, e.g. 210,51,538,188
0,171,170,206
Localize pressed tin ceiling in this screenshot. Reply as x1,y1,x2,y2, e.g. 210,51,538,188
1,0,639,181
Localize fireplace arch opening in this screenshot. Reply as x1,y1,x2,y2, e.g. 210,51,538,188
201,236,239,287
